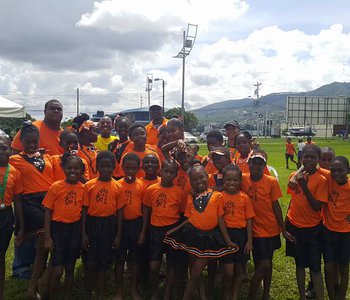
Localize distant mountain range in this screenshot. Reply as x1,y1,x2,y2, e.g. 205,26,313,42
191,82,350,126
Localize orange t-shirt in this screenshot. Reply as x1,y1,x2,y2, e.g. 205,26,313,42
51,154,90,182
83,178,125,217
175,168,192,196
42,180,84,223
11,120,64,155
287,171,328,228
78,145,98,179
145,118,168,146
122,146,159,178
221,191,255,228
154,146,165,166
117,178,147,220
227,145,240,160
323,179,350,232
318,168,331,182
111,140,134,178
144,183,184,227
185,190,224,231
9,153,54,194
195,154,203,162
241,174,283,237
286,143,295,155
140,177,161,188
0,164,23,206
201,155,218,175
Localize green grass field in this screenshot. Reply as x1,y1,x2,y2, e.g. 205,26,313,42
3,138,350,299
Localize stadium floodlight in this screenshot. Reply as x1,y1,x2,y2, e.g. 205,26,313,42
174,23,198,121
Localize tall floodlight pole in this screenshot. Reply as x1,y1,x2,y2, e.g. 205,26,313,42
174,23,198,121
154,78,165,112
145,73,153,121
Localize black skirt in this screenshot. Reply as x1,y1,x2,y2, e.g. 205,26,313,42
0,206,14,253
21,192,46,237
164,222,239,259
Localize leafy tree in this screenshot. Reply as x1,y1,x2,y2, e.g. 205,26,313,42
165,107,198,133
0,114,35,137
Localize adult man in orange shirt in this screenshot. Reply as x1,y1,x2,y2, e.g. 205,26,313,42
145,105,168,146
11,99,64,155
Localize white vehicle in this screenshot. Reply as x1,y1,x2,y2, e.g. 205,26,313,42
184,132,197,143
199,130,227,142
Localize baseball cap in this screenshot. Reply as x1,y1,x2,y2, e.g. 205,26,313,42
208,147,231,159
249,153,267,163
224,121,240,129
149,104,162,111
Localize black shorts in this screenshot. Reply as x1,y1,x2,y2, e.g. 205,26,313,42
83,215,116,270
116,217,143,262
322,226,350,266
221,228,248,264
0,206,14,253
252,235,281,261
148,224,177,264
51,221,81,267
285,154,294,160
286,221,322,272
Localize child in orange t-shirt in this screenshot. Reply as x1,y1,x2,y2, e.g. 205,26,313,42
174,147,195,198
322,156,350,300
154,126,168,166
220,165,255,300
141,154,160,187
143,159,184,299
122,124,159,178
201,130,224,175
73,114,99,179
81,151,125,299
319,146,335,171
42,153,85,298
115,153,147,300
235,131,270,175
207,147,231,190
9,121,55,297
285,137,297,169
240,149,292,300
109,116,133,180
0,136,24,299
164,164,238,300
51,129,89,182
286,144,328,300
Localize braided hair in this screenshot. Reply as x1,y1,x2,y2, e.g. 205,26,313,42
20,120,39,140
60,151,85,173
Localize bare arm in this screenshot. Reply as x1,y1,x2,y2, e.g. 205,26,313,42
297,173,322,211
166,219,189,236
113,207,124,249
218,216,238,248
13,195,25,245
81,206,89,250
138,206,149,245
244,218,253,253
161,139,186,160
272,200,295,243
44,208,54,251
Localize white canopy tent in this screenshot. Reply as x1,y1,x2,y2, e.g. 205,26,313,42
0,96,26,118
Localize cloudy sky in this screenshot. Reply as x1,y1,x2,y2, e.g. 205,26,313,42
1,0,350,119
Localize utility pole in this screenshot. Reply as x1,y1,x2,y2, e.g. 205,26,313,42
264,103,268,138
254,82,262,106
140,95,143,108
181,30,186,121
76,87,80,115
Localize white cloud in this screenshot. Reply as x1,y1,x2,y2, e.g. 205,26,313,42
0,0,350,121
